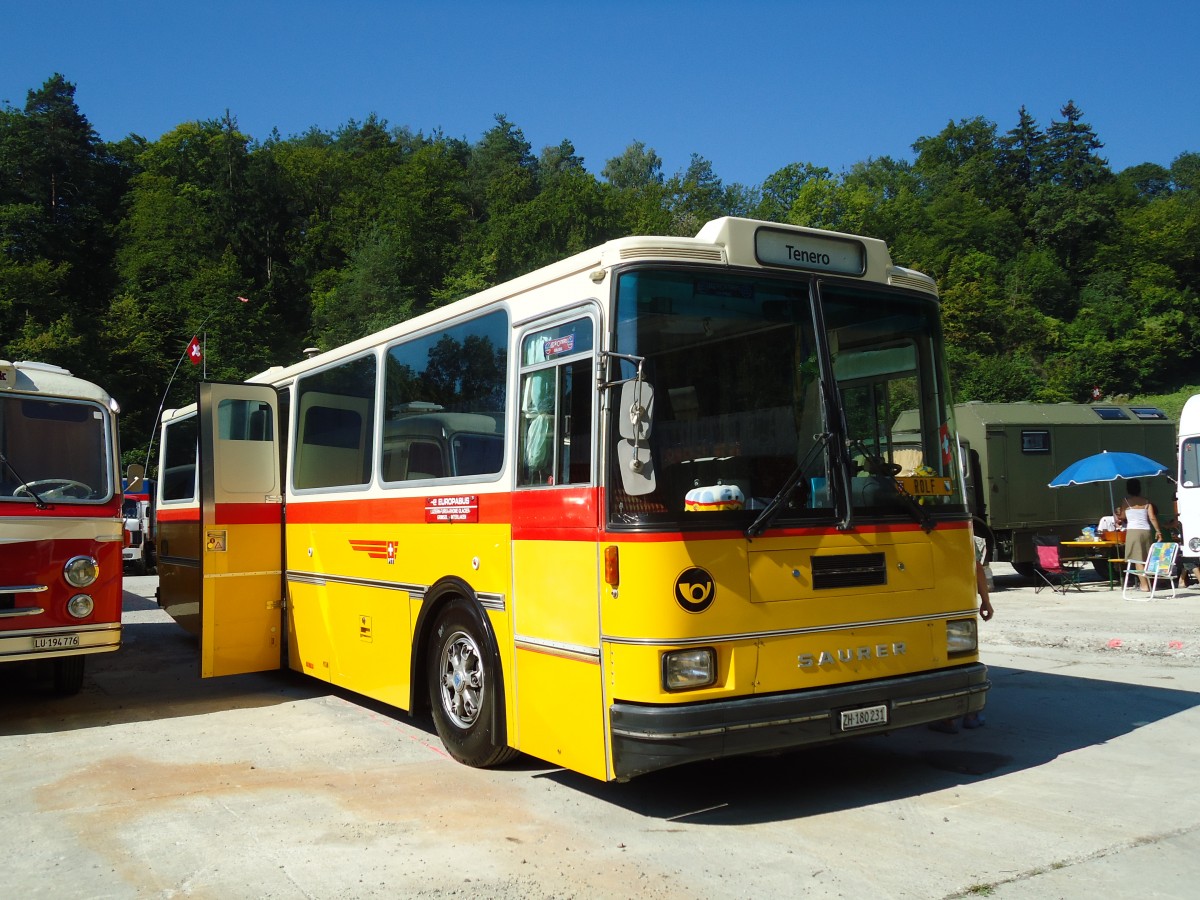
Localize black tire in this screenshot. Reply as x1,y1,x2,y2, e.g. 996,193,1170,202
52,656,85,696
426,599,518,768
1013,561,1037,581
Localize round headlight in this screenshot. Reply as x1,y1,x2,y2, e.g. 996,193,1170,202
63,556,99,588
67,594,95,618
1190,537,1200,554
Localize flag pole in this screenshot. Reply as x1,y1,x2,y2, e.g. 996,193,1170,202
142,311,216,477
141,297,251,477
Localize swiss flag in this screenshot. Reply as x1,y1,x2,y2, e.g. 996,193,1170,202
187,336,202,366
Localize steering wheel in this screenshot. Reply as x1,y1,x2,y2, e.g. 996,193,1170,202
13,478,95,500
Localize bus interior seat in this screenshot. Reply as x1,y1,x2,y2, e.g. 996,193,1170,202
407,442,444,480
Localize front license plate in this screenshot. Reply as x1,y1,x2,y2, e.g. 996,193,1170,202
33,634,80,650
840,704,888,731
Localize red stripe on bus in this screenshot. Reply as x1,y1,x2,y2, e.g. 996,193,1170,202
156,492,971,540
214,503,282,525
597,517,972,543
285,493,514,524
157,508,199,523
511,487,598,539
0,502,121,518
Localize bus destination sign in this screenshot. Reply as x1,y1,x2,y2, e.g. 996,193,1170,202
755,228,865,276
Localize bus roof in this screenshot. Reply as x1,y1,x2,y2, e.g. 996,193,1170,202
246,217,937,390
0,359,117,410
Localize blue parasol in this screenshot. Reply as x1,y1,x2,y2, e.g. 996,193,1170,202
1048,451,1170,488
1049,450,1171,516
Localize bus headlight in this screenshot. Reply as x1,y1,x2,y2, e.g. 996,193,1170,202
63,556,99,588
662,648,716,691
946,618,978,655
67,594,95,618
1190,537,1200,554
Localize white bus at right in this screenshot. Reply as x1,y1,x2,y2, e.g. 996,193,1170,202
1179,394,1200,564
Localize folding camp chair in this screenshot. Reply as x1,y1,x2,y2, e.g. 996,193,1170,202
1032,534,1084,594
1122,541,1179,601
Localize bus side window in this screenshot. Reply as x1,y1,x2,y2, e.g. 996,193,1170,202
293,355,377,491
518,316,594,488
519,369,555,485
563,360,592,485
161,414,199,502
382,309,509,485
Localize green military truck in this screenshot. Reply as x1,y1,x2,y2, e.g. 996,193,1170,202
896,402,1176,577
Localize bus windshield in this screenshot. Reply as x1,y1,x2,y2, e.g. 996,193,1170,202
609,269,964,528
0,396,113,503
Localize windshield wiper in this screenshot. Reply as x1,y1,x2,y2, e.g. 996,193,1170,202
847,440,935,533
746,432,832,539
0,451,49,509
893,477,936,533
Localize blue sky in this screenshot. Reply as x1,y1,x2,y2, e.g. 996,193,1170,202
4,1,1198,187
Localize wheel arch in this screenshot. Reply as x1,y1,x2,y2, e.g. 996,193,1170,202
410,576,510,745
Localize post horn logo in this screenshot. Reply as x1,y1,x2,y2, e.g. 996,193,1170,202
675,566,716,613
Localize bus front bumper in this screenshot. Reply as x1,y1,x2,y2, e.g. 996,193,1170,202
609,663,989,780
0,623,122,663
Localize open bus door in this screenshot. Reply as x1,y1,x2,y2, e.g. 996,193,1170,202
198,382,284,677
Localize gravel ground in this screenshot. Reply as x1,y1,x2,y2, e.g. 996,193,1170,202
982,560,1200,663
4,572,1199,899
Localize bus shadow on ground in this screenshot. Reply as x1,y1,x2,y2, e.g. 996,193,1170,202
548,663,1200,824
0,615,329,737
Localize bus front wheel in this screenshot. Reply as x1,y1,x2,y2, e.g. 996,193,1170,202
52,656,85,696
426,600,518,768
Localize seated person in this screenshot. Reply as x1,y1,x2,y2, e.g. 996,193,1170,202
1176,553,1199,589
1164,518,1197,588
1097,512,1124,535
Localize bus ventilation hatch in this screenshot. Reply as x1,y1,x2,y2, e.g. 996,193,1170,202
811,553,887,589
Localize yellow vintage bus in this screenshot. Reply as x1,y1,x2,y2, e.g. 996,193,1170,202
154,217,987,781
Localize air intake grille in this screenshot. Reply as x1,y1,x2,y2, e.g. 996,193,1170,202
618,247,724,262
888,271,939,296
811,553,887,589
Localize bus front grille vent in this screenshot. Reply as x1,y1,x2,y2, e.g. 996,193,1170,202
887,269,939,296
619,247,725,262
811,553,887,589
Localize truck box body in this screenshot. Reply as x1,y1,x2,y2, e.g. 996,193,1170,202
899,402,1176,572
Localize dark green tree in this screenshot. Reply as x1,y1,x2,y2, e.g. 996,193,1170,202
0,74,128,377
601,141,671,234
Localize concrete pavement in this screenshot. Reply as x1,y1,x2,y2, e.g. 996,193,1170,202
1,567,1197,898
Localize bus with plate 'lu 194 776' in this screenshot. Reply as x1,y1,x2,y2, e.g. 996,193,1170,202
0,360,123,695
154,216,988,781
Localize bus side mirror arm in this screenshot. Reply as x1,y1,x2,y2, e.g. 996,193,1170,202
599,352,657,496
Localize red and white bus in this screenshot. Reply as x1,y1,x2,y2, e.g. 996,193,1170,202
0,360,123,694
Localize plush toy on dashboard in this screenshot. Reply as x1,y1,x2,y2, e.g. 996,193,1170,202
684,482,745,512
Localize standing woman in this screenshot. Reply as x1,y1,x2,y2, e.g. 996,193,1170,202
1120,478,1162,591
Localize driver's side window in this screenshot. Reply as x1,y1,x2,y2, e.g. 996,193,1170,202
517,317,594,488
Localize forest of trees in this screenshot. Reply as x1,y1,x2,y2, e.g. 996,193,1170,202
3,74,1199,460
